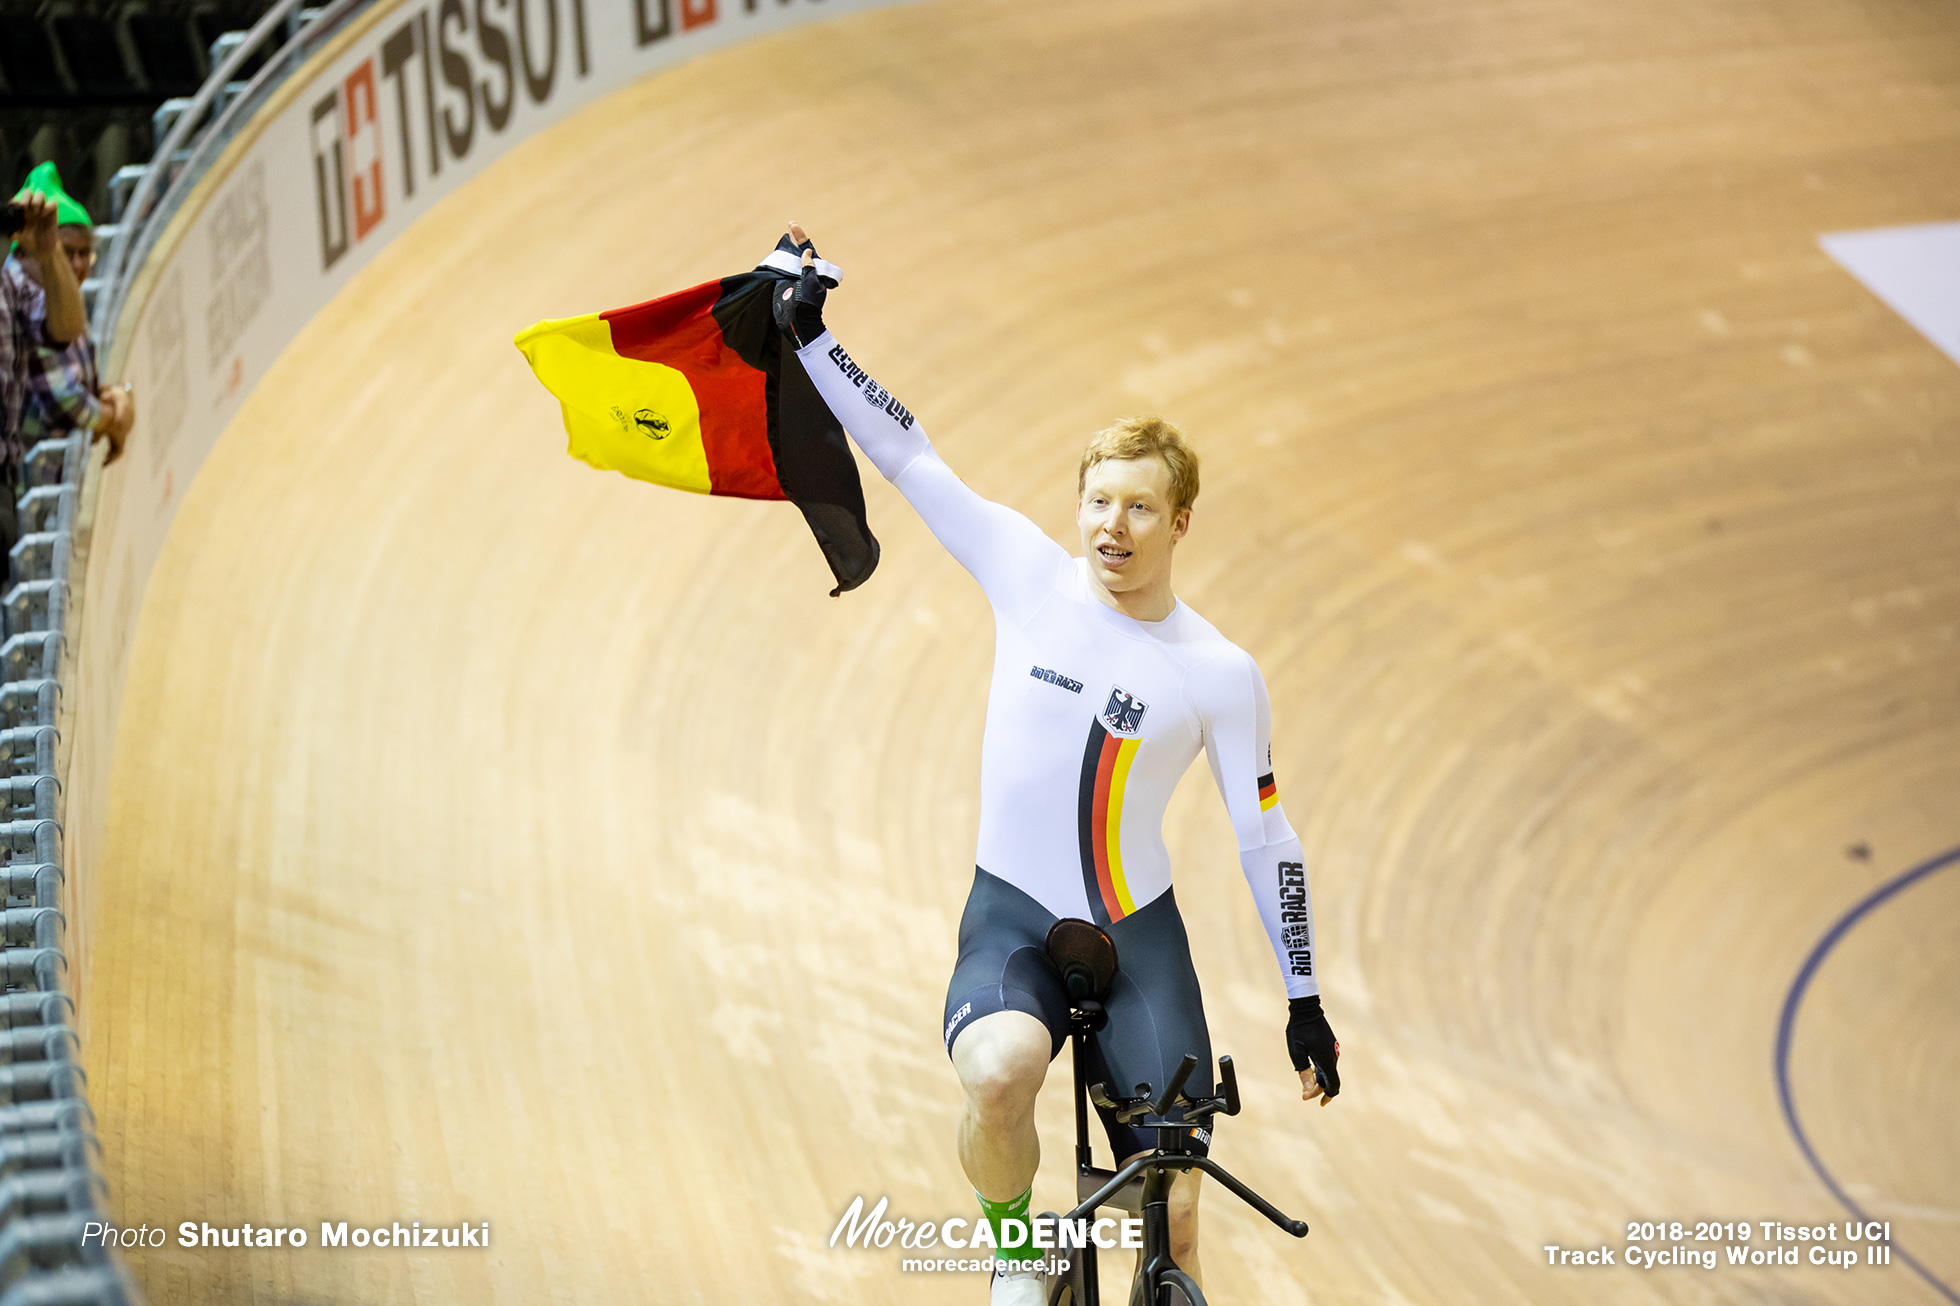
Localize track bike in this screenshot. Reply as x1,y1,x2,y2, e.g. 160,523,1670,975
1037,919,1311,1306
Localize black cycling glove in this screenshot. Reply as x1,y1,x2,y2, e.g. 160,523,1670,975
1286,996,1340,1098
771,235,829,348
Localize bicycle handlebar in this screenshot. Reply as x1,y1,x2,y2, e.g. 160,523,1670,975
1151,1054,1199,1117
1064,1033,1309,1261
1065,1153,1308,1238
1218,1055,1240,1115
1092,1050,1248,1125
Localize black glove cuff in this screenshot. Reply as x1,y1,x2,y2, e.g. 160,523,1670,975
772,268,828,348
1284,995,1339,1096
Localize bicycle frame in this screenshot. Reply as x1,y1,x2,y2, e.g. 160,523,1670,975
1047,1006,1308,1306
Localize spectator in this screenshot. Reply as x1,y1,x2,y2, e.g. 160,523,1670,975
2,175,86,560
13,164,134,469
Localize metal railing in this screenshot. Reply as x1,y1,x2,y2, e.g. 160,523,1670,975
0,429,134,1305
91,0,377,348
4,0,383,1299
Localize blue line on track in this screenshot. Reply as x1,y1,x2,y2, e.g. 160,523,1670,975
1774,843,1960,1306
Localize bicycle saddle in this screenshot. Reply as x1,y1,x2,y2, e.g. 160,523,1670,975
1045,918,1118,1004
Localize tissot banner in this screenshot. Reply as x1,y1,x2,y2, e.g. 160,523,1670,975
73,0,922,908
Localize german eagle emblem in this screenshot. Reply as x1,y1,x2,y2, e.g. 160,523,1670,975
1101,686,1148,735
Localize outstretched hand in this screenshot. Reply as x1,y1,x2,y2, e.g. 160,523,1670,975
96,384,135,462
774,221,829,348
1287,996,1340,1108
12,193,61,263
12,192,86,345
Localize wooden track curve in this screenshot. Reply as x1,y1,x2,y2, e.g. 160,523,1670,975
80,0,1960,1300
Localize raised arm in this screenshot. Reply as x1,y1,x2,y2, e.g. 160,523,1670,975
12,194,84,345
776,225,1065,619
796,332,1065,620
1191,648,1341,1103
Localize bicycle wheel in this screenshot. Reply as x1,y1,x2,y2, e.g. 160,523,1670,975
1156,1267,1207,1306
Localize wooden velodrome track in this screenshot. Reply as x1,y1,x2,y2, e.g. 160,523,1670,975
75,0,1958,1301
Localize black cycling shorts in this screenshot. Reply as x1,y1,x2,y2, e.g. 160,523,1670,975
942,867,1213,1161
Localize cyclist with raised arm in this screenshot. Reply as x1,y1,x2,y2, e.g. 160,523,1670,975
776,225,1340,1304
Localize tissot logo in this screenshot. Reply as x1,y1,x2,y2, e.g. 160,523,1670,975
311,0,595,269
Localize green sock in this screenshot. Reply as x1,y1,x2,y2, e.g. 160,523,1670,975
977,1186,1040,1263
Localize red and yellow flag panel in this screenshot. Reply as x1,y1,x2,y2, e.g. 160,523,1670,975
515,266,879,594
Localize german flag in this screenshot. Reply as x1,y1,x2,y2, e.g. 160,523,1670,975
1078,722,1142,924
1258,771,1278,812
514,248,878,595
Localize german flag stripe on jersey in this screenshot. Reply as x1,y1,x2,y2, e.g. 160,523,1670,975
1258,771,1278,812
1077,722,1141,924
515,266,879,594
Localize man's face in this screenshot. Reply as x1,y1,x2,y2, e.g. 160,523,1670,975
1076,455,1189,598
57,227,93,285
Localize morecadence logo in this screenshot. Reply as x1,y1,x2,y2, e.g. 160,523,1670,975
829,1195,1144,1261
